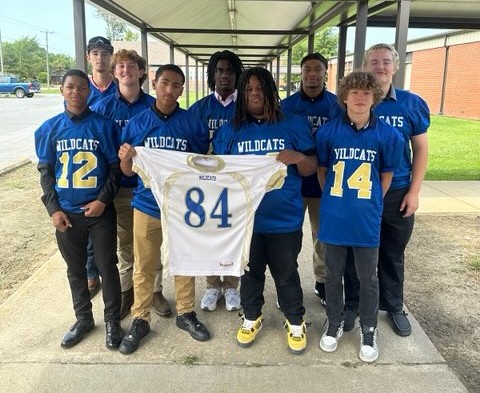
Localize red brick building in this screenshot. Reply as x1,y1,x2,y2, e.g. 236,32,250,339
327,30,480,120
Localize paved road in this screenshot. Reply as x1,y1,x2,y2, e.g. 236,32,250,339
0,94,64,169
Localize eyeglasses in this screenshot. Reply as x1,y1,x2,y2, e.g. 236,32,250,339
214,67,235,76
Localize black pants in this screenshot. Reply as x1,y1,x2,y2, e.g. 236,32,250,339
344,187,415,313
325,244,379,328
240,230,305,325
56,203,121,322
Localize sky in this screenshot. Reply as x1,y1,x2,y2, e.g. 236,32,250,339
0,0,452,58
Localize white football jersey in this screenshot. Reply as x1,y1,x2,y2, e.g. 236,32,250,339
132,147,287,276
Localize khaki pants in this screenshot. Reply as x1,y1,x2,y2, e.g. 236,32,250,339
132,209,195,320
175,275,196,315
115,189,163,293
303,197,326,283
132,209,165,322
205,275,240,290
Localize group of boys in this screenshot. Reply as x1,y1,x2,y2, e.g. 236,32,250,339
35,35,428,362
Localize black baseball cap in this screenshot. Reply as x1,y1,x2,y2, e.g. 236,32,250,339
87,36,114,54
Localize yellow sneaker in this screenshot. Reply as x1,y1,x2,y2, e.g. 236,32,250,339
236,314,263,348
285,319,307,354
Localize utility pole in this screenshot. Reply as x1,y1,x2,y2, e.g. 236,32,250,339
0,28,4,76
41,30,54,90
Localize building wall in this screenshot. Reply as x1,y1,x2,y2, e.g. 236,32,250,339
328,31,480,120
443,42,480,119
409,47,446,115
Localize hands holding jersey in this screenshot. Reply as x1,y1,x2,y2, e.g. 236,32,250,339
276,149,317,177
118,143,137,177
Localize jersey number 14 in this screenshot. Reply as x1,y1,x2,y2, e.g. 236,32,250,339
330,161,372,199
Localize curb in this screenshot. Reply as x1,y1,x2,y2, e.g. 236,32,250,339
0,158,32,176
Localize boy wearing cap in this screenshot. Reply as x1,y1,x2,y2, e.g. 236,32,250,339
86,36,117,106
85,36,118,295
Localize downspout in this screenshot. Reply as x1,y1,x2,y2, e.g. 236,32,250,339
439,35,449,115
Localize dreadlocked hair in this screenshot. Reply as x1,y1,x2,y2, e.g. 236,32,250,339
233,67,283,129
207,50,244,92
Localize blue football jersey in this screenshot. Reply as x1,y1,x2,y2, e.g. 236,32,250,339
373,88,430,189
188,94,236,139
281,89,341,197
213,112,315,233
35,111,121,213
316,116,403,247
91,90,155,188
87,78,117,107
122,106,210,218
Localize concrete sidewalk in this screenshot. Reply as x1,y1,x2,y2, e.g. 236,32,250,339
1,180,477,393
418,181,480,214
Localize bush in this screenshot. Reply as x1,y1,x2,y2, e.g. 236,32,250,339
38,72,47,84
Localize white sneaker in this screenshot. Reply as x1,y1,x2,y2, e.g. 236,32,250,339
359,326,379,362
200,288,221,311
224,288,241,311
319,320,344,352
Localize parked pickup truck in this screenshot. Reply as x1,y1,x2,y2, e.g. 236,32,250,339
0,76,41,98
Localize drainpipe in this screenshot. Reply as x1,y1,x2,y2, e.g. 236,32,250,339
439,35,449,115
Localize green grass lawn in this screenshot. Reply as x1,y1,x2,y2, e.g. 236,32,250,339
426,115,480,180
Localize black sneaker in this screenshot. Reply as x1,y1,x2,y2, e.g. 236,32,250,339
314,281,326,307
176,311,211,341
119,318,150,355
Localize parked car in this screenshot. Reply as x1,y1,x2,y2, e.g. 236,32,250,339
0,76,41,98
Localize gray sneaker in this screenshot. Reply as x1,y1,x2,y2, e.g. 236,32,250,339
224,288,241,311
201,288,222,311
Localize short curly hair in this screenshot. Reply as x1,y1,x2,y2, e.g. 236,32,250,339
110,49,148,85
337,71,384,110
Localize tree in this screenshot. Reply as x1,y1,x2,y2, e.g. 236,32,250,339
124,30,139,42
1,36,73,83
49,53,74,77
286,27,339,86
95,10,139,42
292,27,338,64
2,37,45,80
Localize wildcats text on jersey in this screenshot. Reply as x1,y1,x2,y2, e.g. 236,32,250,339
378,115,404,128
334,147,377,162
236,138,285,153
115,119,129,128
306,115,329,129
56,138,100,152
144,136,188,151
208,118,229,131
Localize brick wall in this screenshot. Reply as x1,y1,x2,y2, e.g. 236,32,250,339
443,42,480,119
409,48,446,115
326,40,480,120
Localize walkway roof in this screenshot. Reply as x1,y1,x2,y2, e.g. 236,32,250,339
88,0,480,66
